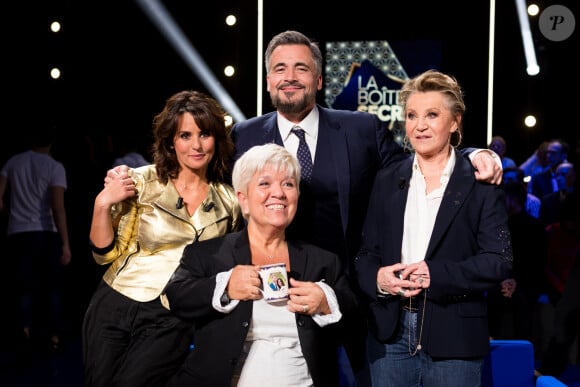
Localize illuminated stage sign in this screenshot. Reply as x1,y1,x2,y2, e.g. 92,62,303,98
324,40,441,144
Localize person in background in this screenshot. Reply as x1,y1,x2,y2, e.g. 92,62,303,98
355,69,513,387
540,161,576,228
520,140,550,181
487,181,547,346
543,190,580,307
529,139,569,200
538,190,580,379
231,30,503,387
0,126,71,354
502,166,541,219
163,143,357,387
111,132,150,168
488,135,516,169
82,90,243,387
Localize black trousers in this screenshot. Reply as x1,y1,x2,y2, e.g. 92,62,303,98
82,281,194,387
9,231,65,338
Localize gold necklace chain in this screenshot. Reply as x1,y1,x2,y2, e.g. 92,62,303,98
409,289,428,356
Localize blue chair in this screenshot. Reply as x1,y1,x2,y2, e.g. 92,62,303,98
536,375,567,387
482,340,535,387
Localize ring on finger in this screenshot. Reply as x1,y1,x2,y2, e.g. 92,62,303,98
302,304,308,313
397,289,405,297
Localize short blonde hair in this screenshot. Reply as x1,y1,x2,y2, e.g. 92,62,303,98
398,69,465,147
232,143,301,197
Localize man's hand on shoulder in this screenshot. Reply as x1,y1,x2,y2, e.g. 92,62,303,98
471,150,502,185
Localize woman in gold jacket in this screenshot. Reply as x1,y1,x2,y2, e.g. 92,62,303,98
82,90,243,387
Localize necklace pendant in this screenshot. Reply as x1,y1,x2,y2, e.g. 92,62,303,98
416,344,422,350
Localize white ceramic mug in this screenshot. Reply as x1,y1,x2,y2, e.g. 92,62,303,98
258,263,289,302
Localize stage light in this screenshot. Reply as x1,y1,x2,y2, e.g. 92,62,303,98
224,65,235,77
524,115,537,128
225,15,237,26
135,0,246,123
50,21,61,33
50,67,61,80
224,115,233,127
527,4,539,16
515,0,540,76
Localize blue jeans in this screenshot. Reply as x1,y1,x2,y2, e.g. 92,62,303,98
367,310,484,387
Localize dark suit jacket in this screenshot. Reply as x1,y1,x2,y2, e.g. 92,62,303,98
355,150,513,358
232,105,407,274
164,229,358,387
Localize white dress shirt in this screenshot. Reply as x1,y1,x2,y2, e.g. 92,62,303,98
213,269,341,386
277,107,319,163
401,151,456,264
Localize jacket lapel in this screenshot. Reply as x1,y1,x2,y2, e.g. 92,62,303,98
154,180,191,222
232,229,253,266
287,241,308,281
265,114,282,145
192,184,235,229
391,159,413,251
425,151,474,257
318,107,349,234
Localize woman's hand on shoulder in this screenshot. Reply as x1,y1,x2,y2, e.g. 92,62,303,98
96,166,136,207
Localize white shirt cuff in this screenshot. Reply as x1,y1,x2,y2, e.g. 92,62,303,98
213,269,240,313
311,281,342,326
469,148,502,168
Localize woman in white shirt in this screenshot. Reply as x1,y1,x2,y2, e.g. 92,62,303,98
356,70,513,387
163,143,357,387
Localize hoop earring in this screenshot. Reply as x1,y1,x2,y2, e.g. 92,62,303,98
451,130,462,148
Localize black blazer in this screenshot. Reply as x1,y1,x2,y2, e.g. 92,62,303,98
355,150,513,358
164,229,358,387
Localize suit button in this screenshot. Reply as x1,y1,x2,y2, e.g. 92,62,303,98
297,319,305,327
242,321,249,328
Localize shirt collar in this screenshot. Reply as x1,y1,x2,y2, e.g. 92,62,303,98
412,148,456,186
278,106,319,142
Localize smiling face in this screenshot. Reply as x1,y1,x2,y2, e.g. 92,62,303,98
405,91,460,158
237,163,298,232
266,44,322,119
173,112,215,174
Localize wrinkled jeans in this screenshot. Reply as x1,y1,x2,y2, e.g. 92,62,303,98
367,310,484,387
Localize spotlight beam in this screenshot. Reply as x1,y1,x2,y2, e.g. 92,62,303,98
487,0,496,144
515,0,540,76
135,0,246,123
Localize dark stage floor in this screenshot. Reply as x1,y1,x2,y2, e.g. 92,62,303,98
0,331,579,387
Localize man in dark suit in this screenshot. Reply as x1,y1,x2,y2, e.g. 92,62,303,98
231,30,502,387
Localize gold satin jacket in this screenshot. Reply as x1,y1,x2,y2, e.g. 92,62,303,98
92,165,243,303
